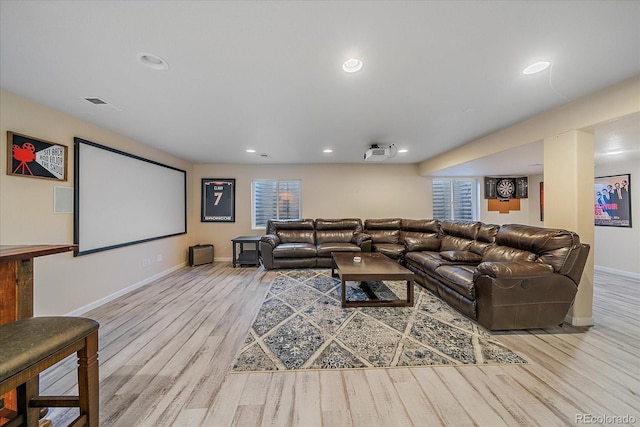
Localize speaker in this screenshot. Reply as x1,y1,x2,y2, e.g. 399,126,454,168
189,244,214,266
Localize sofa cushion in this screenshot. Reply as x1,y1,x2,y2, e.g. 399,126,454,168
441,220,481,240
440,235,473,251
368,229,400,244
466,223,500,255
316,230,355,244
317,242,361,257
364,218,402,230
273,243,317,258
401,219,440,233
468,240,494,256
477,223,500,243
278,229,315,244
404,236,440,252
435,265,476,299
482,245,536,262
439,250,483,264
316,218,363,232
405,251,450,271
267,218,315,234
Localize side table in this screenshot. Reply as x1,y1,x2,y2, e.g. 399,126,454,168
232,236,261,268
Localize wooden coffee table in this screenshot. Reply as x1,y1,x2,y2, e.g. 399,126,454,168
331,252,415,308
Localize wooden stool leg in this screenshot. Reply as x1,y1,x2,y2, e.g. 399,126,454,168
17,377,39,427
77,331,99,427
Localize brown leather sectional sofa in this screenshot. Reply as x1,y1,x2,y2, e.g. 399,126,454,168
260,218,372,269
260,217,590,330
403,221,590,330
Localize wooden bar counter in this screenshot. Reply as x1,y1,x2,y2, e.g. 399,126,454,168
0,244,77,424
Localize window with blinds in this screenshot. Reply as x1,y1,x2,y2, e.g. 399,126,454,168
432,179,476,221
252,180,301,228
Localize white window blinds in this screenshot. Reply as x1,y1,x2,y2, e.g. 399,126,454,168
252,180,301,228
432,179,476,221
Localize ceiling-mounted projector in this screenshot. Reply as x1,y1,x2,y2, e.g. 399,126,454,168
364,144,395,161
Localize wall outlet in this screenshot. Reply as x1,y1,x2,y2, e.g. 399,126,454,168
156,254,163,262
142,258,151,267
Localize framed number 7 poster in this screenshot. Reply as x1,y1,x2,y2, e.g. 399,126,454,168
202,178,235,222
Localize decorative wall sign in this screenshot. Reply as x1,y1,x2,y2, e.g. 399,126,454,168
595,174,632,227
202,178,235,222
7,132,67,180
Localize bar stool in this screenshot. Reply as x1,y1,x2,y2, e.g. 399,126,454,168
0,317,99,427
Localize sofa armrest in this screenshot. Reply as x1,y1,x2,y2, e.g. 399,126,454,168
475,264,577,330
260,234,280,248
404,236,440,252
259,237,278,269
353,232,372,252
475,261,554,280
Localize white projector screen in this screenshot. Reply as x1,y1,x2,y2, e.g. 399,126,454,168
74,138,187,256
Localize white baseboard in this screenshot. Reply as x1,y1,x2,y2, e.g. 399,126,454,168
66,262,187,316
594,265,640,280
564,314,595,327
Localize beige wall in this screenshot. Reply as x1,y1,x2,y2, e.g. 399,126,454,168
192,163,432,260
1,89,193,315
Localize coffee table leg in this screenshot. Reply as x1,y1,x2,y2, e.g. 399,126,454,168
341,279,347,308
407,280,414,306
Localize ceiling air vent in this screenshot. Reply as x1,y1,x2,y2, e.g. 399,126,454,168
85,97,107,105
83,97,121,111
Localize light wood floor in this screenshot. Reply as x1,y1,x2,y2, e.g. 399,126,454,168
40,264,640,426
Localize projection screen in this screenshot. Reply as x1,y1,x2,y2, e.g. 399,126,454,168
74,137,187,256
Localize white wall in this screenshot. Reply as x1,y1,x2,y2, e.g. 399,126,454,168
475,174,544,226
1,89,193,315
594,158,640,276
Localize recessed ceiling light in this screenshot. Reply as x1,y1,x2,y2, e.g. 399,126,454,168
398,149,408,153
342,58,363,73
523,61,550,75
137,52,169,70
246,149,256,153
323,149,333,153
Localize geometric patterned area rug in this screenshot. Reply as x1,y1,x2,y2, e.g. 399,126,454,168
232,269,527,372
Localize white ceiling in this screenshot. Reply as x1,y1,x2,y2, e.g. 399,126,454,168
1,1,639,173
430,112,640,177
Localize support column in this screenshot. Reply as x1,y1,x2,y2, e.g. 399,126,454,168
543,130,595,326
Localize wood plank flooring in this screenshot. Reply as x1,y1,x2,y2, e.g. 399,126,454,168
39,265,639,426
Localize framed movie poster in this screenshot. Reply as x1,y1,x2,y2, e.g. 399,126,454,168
595,174,632,227
202,178,235,222
7,131,68,180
